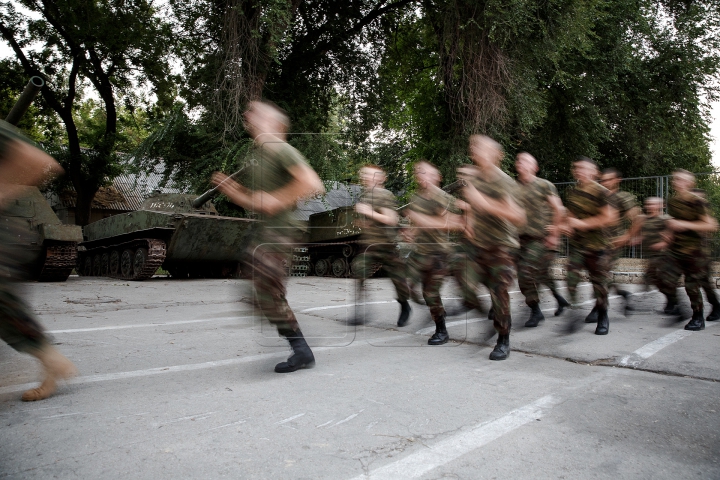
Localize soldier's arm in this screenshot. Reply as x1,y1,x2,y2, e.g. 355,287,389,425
405,209,464,231
0,139,63,206
545,195,564,247
667,214,718,234
626,214,645,245
251,163,325,216
357,205,399,227
462,182,526,227
568,204,618,231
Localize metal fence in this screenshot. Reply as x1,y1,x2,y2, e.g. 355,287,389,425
553,172,720,259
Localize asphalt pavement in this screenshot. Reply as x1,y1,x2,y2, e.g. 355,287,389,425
1,276,719,478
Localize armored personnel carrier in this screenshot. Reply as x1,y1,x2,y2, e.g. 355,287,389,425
1,76,83,282
78,192,255,280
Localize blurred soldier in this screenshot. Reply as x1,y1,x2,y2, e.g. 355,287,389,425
595,168,640,318
351,165,412,326
403,161,465,345
625,197,675,309
514,152,570,327
452,135,526,360
213,101,324,373
662,170,720,330
0,120,77,400
560,157,618,335
690,188,720,321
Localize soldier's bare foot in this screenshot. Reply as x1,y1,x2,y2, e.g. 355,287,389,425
22,345,77,402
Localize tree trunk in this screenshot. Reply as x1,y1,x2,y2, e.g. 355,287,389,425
73,186,98,227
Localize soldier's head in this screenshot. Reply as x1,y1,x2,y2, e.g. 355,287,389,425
672,169,695,193
414,160,441,190
572,156,598,184
468,135,503,170
645,197,663,217
244,101,290,141
600,168,622,192
515,152,538,183
359,164,386,189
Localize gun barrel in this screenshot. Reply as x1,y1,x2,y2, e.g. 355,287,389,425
5,76,45,126
191,164,249,209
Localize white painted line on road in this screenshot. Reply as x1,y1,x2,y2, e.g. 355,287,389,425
350,395,559,479
619,321,719,367
47,316,253,334
275,413,305,425
207,419,247,431
333,410,363,427
0,333,408,396
316,420,334,428
302,301,395,312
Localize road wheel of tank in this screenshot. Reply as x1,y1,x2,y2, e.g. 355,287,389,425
133,248,149,278
100,253,109,277
93,254,103,276
315,258,329,276
82,256,93,276
332,258,348,277
120,249,134,278
109,250,120,277
342,244,355,258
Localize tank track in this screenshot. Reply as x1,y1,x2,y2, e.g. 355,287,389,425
38,242,78,282
129,239,166,280
81,238,166,281
305,239,382,277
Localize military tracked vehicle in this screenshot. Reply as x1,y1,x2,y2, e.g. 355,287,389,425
1,76,83,282
78,192,255,280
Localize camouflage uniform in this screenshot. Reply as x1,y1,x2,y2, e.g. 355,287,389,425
639,214,672,294
565,181,613,309
406,188,459,322
354,187,410,301
514,177,561,307
607,190,637,291
0,120,48,354
663,192,719,314
451,170,518,336
245,142,308,335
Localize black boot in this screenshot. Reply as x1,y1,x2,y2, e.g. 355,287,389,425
585,306,599,323
275,330,315,373
524,304,545,328
553,292,570,316
594,308,609,335
428,316,449,345
663,298,681,316
685,310,705,331
397,300,411,327
706,302,720,322
618,289,634,316
488,307,495,321
489,334,510,360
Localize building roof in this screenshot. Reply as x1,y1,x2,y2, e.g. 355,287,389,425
292,182,362,221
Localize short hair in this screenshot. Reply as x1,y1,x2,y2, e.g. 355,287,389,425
469,134,503,152
573,156,597,167
361,163,384,172
602,167,621,179
247,100,290,130
645,196,663,205
414,159,438,170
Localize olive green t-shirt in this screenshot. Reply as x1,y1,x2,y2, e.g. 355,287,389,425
566,181,613,251
608,190,636,239
515,177,558,238
469,169,519,249
248,141,308,229
358,187,398,245
641,214,670,258
668,192,708,255
408,187,460,255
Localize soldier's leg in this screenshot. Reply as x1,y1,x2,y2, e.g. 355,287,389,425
349,247,379,325
698,255,720,321
421,255,450,345
682,252,707,330
251,244,314,372
0,280,76,401
384,249,412,326
585,250,612,335
450,244,483,314
539,247,570,316
565,247,585,307
518,239,546,327
478,248,514,360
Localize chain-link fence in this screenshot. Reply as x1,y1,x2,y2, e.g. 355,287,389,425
553,172,720,259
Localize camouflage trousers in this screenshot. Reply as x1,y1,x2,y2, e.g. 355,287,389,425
353,244,410,302
644,254,670,293
248,229,300,336
566,247,611,309
407,251,447,322
451,244,514,336
660,250,718,313
516,236,559,307
0,275,46,353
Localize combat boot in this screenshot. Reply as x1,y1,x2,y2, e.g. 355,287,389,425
684,311,705,331
488,307,495,321
524,304,545,328
706,301,720,322
553,292,570,316
397,300,412,327
584,305,599,323
428,316,449,345
489,334,510,361
22,344,77,402
663,298,681,316
618,289,634,315
275,330,315,373
594,307,609,335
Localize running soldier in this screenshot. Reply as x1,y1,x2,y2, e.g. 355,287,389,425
351,165,412,326
560,157,618,335
514,152,570,327
452,135,526,360
403,161,465,345
212,101,324,373
690,188,720,321
595,168,640,318
0,120,77,400
625,197,676,310
662,170,720,330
